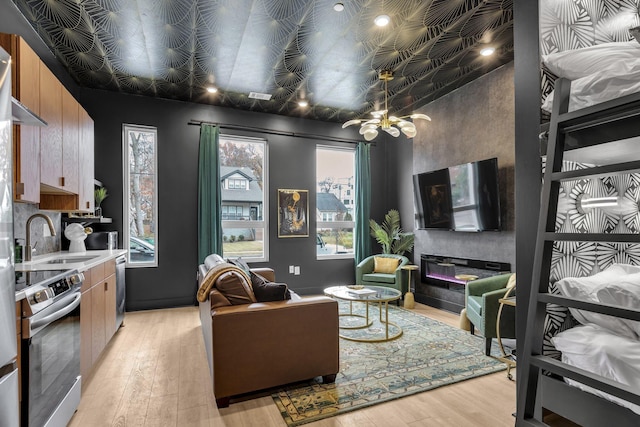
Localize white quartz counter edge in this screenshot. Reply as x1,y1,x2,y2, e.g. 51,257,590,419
15,249,128,301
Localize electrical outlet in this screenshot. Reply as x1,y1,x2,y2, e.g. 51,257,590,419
43,223,50,237
294,266,300,275
289,265,295,274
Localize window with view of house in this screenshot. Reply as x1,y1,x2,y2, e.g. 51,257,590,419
316,146,355,258
220,135,268,261
123,124,158,267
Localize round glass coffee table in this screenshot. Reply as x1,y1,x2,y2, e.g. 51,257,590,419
324,285,403,342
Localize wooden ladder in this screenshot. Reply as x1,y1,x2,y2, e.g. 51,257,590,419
517,78,640,426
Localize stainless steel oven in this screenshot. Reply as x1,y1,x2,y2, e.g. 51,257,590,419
17,269,84,427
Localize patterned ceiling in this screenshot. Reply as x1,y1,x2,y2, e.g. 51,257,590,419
12,0,514,123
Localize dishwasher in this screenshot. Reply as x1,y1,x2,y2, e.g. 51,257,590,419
116,255,126,329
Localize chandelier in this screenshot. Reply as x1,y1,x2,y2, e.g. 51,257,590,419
342,70,431,141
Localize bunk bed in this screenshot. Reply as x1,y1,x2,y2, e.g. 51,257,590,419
519,75,640,426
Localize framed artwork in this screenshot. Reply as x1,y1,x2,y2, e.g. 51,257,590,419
278,189,309,238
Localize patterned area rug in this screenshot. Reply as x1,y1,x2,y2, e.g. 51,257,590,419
272,302,506,426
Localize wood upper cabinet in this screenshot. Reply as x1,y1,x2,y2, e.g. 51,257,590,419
62,87,79,194
1,32,95,212
78,108,94,212
0,33,41,204
39,63,64,190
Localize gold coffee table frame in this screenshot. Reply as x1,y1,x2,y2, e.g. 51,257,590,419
324,285,403,342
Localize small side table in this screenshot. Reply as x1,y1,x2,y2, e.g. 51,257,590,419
401,264,419,309
497,286,516,380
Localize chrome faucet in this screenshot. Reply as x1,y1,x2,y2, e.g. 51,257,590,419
25,213,57,262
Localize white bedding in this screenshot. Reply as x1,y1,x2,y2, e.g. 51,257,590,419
552,324,640,415
554,264,640,340
541,41,640,113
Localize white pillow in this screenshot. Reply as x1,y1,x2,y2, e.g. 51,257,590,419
552,324,640,415
542,67,640,113
597,279,640,338
542,41,640,80
554,264,640,339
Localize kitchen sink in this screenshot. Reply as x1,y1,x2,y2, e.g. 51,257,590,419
44,256,99,264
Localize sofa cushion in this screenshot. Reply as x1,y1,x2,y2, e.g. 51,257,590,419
373,256,401,274
467,295,482,316
197,261,256,304
362,272,396,284
250,272,291,302
216,270,256,305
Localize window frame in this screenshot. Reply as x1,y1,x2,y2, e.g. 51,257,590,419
123,124,158,268
316,145,355,260
220,134,269,262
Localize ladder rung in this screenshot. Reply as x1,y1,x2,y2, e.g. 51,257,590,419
538,294,640,321
544,233,640,243
555,90,640,130
531,355,640,406
551,160,640,181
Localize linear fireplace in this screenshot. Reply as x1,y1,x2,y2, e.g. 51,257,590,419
416,254,511,313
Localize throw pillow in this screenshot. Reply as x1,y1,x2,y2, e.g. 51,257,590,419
250,271,291,302
228,257,251,276
373,256,400,274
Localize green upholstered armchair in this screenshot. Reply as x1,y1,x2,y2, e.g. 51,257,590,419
356,254,410,295
464,273,516,356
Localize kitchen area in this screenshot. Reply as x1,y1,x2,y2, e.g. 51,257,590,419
1,34,128,427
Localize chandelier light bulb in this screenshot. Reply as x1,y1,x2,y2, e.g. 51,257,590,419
333,3,344,12
206,86,218,93
298,99,309,107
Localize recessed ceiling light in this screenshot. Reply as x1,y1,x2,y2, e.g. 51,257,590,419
298,100,309,107
333,3,344,12
206,86,218,93
374,14,390,27
480,47,496,56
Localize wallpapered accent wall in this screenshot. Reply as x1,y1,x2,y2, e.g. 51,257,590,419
539,0,640,108
542,159,640,357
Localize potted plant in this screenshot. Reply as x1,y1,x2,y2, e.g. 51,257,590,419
94,186,108,217
369,209,415,256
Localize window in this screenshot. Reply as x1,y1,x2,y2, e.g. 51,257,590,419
220,135,267,261
316,146,355,258
227,178,247,189
123,124,158,267
222,205,244,220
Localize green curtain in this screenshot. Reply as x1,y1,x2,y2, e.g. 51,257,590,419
197,124,223,264
355,142,371,264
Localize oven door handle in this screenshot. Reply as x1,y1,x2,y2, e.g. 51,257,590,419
29,292,82,333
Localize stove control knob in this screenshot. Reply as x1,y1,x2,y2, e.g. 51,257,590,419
68,273,84,286
33,290,49,304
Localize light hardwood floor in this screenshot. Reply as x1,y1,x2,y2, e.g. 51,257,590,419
69,302,517,427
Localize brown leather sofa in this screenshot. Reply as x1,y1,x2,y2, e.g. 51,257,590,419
198,254,339,408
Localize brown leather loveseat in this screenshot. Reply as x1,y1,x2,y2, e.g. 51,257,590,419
197,254,339,407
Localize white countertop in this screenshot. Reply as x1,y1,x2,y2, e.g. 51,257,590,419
16,249,128,272
15,249,128,302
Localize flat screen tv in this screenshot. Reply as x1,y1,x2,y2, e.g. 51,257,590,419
413,157,501,232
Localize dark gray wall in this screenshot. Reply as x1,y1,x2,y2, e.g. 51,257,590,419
405,63,516,269
514,0,542,420
79,88,394,310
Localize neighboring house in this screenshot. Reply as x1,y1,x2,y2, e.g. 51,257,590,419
220,166,263,221
317,192,348,222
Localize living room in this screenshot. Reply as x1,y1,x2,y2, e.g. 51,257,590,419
2,1,640,426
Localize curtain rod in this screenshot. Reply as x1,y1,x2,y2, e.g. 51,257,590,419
188,119,370,145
